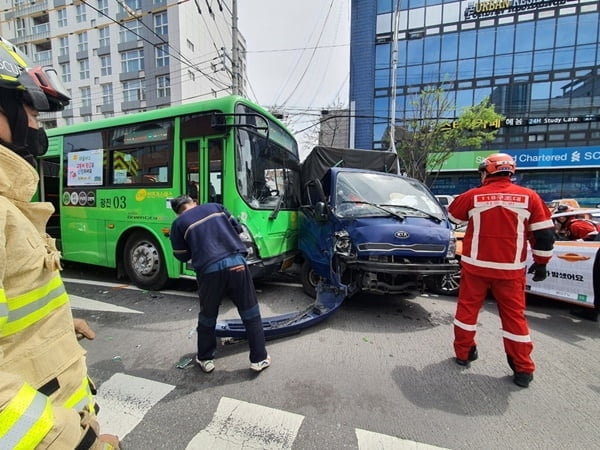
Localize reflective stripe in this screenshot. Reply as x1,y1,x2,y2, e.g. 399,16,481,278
530,219,554,231
2,275,68,336
502,330,532,343
64,376,95,413
453,318,477,331
0,288,7,329
0,384,53,450
461,255,525,270
531,249,553,257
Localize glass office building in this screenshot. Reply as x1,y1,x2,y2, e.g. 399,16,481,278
350,0,600,205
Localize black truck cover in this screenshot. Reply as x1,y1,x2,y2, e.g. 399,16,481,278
300,146,399,186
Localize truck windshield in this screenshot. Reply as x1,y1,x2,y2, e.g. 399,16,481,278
334,172,443,219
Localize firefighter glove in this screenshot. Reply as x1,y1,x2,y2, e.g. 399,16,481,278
528,263,547,282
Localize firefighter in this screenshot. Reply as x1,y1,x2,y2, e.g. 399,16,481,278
554,205,600,241
448,153,555,388
0,37,120,448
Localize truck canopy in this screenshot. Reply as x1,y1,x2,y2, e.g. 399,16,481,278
301,146,398,187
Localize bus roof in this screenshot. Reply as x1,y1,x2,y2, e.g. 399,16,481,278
46,95,287,137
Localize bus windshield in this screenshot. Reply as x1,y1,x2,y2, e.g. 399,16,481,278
235,104,300,210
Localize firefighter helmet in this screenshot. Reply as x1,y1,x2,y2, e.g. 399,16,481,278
0,36,70,111
478,153,516,175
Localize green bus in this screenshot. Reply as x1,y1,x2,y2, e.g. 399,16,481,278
39,95,301,290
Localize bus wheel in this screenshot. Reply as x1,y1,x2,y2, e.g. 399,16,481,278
300,260,319,298
123,233,169,291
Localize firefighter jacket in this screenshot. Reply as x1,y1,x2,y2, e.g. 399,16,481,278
564,217,600,241
0,146,102,449
448,176,554,279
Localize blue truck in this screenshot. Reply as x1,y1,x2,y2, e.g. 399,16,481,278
298,146,459,299
215,147,459,338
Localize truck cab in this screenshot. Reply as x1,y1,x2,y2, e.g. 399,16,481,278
298,147,458,298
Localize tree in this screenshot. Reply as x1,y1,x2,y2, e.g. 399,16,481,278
389,86,503,185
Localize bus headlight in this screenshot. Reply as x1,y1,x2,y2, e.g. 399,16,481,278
239,224,258,260
446,236,456,258
334,230,352,255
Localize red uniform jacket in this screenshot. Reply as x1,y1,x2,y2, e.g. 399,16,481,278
448,177,554,279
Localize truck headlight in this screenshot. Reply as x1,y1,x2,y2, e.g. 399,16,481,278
334,230,352,255
446,236,456,258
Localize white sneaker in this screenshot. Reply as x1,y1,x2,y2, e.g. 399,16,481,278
250,355,271,372
196,358,215,373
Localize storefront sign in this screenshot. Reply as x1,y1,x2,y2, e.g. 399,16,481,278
464,0,577,21
434,146,600,171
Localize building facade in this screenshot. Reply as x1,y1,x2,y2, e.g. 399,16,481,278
0,0,245,129
350,0,600,206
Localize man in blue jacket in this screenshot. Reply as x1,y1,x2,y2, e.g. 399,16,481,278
169,195,271,373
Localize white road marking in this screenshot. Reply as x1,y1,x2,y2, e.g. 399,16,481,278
95,373,175,439
69,294,144,314
62,276,198,298
356,428,449,449
186,396,304,449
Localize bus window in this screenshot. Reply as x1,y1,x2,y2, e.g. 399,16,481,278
208,139,223,204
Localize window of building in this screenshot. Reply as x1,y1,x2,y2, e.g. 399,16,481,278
119,20,141,43
101,83,113,105
515,22,534,53
534,18,555,51
80,86,91,107
98,0,109,15
156,75,170,97
79,59,90,80
123,80,145,102
98,27,110,47
59,36,69,56
77,32,88,52
156,44,169,67
154,11,168,35
60,62,71,83
577,12,598,45
76,4,87,23
575,44,595,68
15,17,26,38
100,55,112,76
57,8,67,27
440,33,458,61
121,49,144,72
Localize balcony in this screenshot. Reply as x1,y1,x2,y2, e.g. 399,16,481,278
33,50,53,65
5,1,48,19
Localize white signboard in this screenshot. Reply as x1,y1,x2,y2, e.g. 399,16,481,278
67,149,104,186
526,241,598,308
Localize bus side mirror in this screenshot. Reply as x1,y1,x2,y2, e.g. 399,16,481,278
315,202,328,222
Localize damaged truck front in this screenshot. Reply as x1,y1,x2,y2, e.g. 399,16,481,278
298,146,459,298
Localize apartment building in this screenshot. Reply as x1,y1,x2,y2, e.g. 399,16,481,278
0,0,245,128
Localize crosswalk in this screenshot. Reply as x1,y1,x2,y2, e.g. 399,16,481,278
95,373,447,449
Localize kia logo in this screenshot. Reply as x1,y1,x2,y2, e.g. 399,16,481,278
394,231,409,239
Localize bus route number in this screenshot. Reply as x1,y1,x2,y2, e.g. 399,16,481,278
100,196,127,209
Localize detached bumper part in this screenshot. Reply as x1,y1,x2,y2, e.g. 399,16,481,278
215,283,345,338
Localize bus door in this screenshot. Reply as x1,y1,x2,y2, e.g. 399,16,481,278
38,156,62,240
184,138,223,205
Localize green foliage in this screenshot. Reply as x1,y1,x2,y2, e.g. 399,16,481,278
389,86,503,185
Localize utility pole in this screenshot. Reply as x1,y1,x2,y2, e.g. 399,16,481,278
231,0,240,95
388,0,401,153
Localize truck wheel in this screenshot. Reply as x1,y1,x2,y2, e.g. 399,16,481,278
427,270,460,296
300,260,319,298
123,232,169,290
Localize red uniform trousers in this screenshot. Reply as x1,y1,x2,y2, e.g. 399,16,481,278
454,269,535,374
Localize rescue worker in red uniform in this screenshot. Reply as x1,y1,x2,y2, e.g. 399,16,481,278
0,37,120,448
448,153,555,388
554,205,600,241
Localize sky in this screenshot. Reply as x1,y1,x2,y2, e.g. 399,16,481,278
237,0,351,158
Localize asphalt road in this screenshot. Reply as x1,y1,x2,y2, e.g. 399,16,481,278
62,263,600,449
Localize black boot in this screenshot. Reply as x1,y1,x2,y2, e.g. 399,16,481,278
455,346,478,366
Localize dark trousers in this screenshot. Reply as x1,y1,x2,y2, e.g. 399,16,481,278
196,263,267,363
